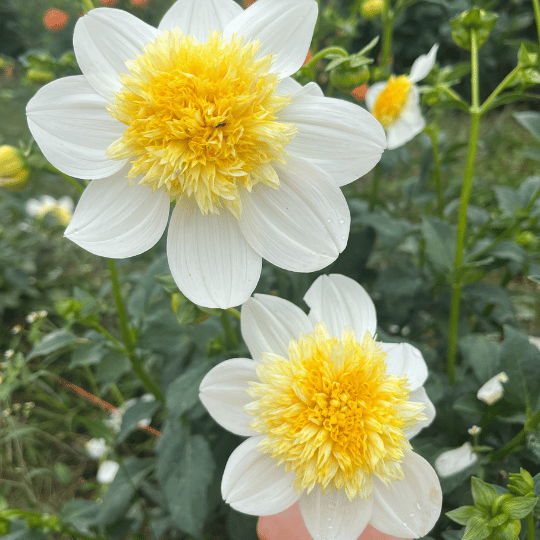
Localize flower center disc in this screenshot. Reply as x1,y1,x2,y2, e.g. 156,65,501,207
246,324,426,500
372,75,412,129
107,30,296,217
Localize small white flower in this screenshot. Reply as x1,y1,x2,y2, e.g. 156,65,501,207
26,195,74,226
477,372,508,405
435,442,478,478
26,312,38,323
26,0,387,309
106,409,123,434
97,460,120,483
38,310,48,318
4,349,14,359
366,44,438,149
199,274,441,539
85,437,108,459
468,425,481,436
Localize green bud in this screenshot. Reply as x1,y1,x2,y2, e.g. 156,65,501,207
330,63,370,91
450,8,498,50
517,43,539,69
491,493,513,516
508,468,535,496
500,495,538,519
360,0,384,20
490,518,521,540
26,68,55,83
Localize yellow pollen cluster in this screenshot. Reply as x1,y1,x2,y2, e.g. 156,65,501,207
372,75,412,128
107,30,296,217
246,324,426,500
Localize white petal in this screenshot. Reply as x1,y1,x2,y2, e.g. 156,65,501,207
304,274,377,339
97,460,119,484
74,8,157,98
279,93,385,186
158,0,243,41
65,166,169,258
167,200,262,309
386,87,425,150
222,435,300,515
409,44,439,84
224,0,318,78
365,82,387,112
240,294,313,361
26,75,125,179
239,156,350,272
477,372,508,405
299,487,373,540
434,442,478,478
405,386,436,440
370,451,442,538
277,79,324,97
379,342,428,391
199,358,258,437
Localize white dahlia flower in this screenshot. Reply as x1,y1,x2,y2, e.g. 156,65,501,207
366,44,438,150
26,0,386,309
199,274,441,539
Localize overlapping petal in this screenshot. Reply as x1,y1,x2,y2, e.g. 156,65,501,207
64,166,169,258
199,358,258,436
26,76,125,179
405,386,436,440
299,487,373,540
379,342,428,391
386,88,425,150
240,294,313,361
409,44,439,84
167,200,262,309
222,435,300,516
370,452,442,538
279,92,386,186
73,8,157,98
224,0,318,78
304,274,377,339
239,156,350,273
158,0,243,41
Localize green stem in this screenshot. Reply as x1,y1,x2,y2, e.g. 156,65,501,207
370,163,381,211
109,383,125,406
89,321,123,349
446,29,481,385
526,513,536,540
480,66,520,114
108,259,165,404
221,311,239,350
81,0,95,12
83,365,100,397
425,126,444,218
45,164,84,194
533,0,540,46
227,307,241,320
380,0,394,69
302,47,349,71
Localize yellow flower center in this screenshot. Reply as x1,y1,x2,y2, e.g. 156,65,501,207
372,75,412,128
246,323,426,500
107,30,296,218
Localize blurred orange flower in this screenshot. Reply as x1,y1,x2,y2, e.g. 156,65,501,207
130,0,149,6
352,83,368,101
43,8,69,31
99,0,118,5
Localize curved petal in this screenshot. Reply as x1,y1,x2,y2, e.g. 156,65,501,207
299,486,373,540
158,0,243,41
74,8,157,98
199,358,258,437
279,93,386,186
64,166,170,257
434,442,478,478
365,82,387,112
239,156,350,273
241,294,313,362
404,386,436,440
26,76,126,179
386,87,425,150
409,44,439,84
222,435,300,515
304,274,377,339
224,0,318,78
370,451,442,538
379,342,428,391
277,79,323,97
167,200,262,309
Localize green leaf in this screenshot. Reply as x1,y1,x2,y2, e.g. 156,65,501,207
27,329,79,360
94,349,131,384
58,499,100,534
227,507,258,540
421,217,456,271
500,496,538,519
499,325,540,408
471,477,498,510
533,472,540,497
166,362,210,418
515,111,540,143
69,341,106,368
463,514,491,540
459,334,501,383
447,506,482,526
494,186,521,217
117,398,160,443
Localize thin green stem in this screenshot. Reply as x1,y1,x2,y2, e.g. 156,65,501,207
81,0,95,12
526,513,536,540
302,47,348,71
221,311,239,350
380,0,394,69
480,66,520,114
108,259,165,404
425,126,444,218
45,164,84,194
227,307,241,320
438,86,469,110
83,365,100,397
370,164,381,211
109,383,125,406
533,0,540,46
89,321,123,349
446,29,481,385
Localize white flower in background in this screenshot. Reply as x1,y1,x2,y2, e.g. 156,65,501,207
26,0,386,310
434,442,478,478
85,437,108,459
97,460,120,483
366,44,438,150
200,274,441,539
477,372,508,405
26,195,73,226
106,393,156,433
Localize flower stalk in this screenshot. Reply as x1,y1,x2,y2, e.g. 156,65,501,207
81,0,95,13
425,125,444,218
533,0,540,46
380,0,394,69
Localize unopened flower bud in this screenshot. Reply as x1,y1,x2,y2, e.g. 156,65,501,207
508,468,535,497
360,0,384,20
0,145,29,191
